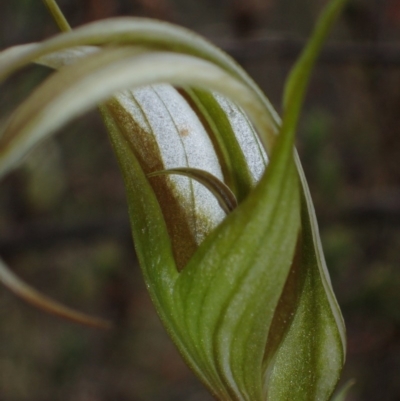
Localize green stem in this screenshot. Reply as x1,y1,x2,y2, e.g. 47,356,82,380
42,0,71,32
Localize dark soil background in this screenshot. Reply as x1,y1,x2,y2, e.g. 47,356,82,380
1,0,400,400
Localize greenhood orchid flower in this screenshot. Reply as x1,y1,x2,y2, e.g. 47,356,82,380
0,0,348,400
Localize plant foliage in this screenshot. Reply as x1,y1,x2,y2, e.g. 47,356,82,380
0,0,347,399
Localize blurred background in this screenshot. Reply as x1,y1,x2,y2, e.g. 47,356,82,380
0,0,400,400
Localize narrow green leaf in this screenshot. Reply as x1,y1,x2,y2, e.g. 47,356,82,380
281,0,348,152
283,0,348,113
263,1,348,399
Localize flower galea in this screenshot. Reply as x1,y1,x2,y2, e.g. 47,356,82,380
0,0,347,400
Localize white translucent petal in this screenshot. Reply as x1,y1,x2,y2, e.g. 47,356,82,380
115,84,225,244
153,85,225,243
214,92,268,183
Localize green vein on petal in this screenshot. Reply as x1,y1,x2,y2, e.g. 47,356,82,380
183,88,257,200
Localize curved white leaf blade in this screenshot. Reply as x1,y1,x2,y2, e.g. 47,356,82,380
0,49,272,179
0,17,279,149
